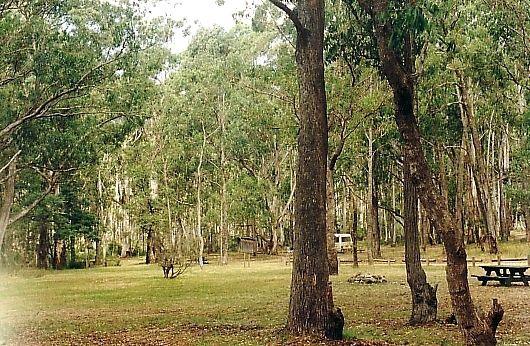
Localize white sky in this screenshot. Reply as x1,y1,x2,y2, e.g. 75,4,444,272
148,0,260,52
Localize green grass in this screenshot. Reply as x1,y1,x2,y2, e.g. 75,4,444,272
368,237,530,262
1,244,529,345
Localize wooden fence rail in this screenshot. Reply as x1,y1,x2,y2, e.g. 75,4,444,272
334,255,530,266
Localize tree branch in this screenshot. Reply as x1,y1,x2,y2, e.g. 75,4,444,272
357,0,411,92
275,170,296,227
269,0,305,34
242,82,292,104
236,158,257,178
0,45,127,140
8,171,57,225
328,119,347,171
0,150,21,175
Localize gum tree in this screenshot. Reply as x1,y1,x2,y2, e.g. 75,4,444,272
269,0,343,338
356,0,503,343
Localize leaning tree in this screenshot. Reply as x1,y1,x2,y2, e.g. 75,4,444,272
356,0,504,344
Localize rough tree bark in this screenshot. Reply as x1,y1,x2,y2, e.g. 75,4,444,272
403,159,437,324
358,0,504,344
270,0,342,339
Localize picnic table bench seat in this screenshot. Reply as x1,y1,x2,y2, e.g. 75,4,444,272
471,274,513,286
471,264,530,286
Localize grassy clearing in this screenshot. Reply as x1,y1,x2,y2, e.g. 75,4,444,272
0,245,529,345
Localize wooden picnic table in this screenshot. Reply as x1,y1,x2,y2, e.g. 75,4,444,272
472,265,529,287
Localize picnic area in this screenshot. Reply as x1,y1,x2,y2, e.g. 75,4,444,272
1,0,530,344
1,242,529,346
472,265,529,286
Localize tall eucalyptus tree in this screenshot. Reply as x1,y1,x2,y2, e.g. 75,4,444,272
355,0,503,343
270,0,343,338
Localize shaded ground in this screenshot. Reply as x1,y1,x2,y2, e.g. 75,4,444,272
0,249,529,345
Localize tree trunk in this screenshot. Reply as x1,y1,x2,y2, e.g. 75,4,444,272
270,195,279,254
366,126,375,264
399,89,501,345
418,202,426,252
102,233,107,266
220,172,228,264
53,236,59,269
145,191,157,264
403,159,437,325
498,126,510,241
84,237,90,269
269,132,283,255
60,239,67,268
387,179,396,247
456,72,499,253
95,238,102,265
220,95,229,265
390,175,397,245
197,123,207,268
37,221,49,269
69,236,76,265
455,138,466,242
524,206,530,243
351,191,359,267
146,227,154,264
326,117,349,274
326,168,339,275
163,159,174,251
0,157,16,252
53,236,67,270
24,228,33,266
360,1,503,342
437,145,449,211
467,165,482,246
270,0,340,338
372,177,381,257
